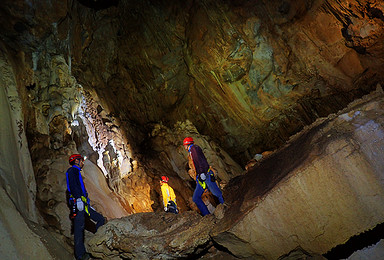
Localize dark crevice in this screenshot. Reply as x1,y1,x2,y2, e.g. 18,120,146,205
26,83,36,90
367,7,384,20
211,240,237,257
77,0,118,11
323,222,384,259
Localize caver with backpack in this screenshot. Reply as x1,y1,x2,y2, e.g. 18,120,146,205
183,137,224,216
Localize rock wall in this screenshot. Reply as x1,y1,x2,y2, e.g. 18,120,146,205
2,0,376,164
0,45,74,259
0,187,53,259
65,0,384,164
212,88,384,259
0,47,37,221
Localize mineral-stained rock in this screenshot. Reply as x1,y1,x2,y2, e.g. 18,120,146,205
211,88,384,259
88,211,215,259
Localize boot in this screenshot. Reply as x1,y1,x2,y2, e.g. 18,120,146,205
80,252,91,260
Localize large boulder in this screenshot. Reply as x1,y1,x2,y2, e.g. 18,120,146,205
88,212,215,259
212,88,384,259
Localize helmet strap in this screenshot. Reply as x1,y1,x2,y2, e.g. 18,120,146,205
74,159,82,167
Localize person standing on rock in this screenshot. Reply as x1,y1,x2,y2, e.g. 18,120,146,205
183,137,224,216
66,154,105,260
160,176,179,214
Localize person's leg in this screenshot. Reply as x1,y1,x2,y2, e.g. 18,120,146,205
206,174,224,204
88,206,105,231
74,210,86,259
193,182,210,216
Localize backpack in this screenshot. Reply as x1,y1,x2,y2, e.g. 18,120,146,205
166,201,178,214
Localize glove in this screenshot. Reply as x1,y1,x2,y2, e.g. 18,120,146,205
76,199,84,211
164,207,168,212
211,173,216,182
199,173,206,181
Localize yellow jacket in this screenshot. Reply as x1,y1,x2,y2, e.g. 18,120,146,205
160,183,177,207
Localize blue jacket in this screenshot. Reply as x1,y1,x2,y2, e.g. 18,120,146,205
66,165,88,199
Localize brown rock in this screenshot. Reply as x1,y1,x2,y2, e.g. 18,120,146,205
88,211,215,259
212,90,384,259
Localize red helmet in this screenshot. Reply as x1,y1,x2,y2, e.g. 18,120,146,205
161,176,169,183
69,154,84,165
183,137,194,145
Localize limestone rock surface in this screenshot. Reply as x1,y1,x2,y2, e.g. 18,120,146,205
0,50,73,259
3,0,383,164
0,186,73,259
88,212,215,259
67,0,384,164
212,89,384,259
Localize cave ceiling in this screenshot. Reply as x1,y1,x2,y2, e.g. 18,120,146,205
1,0,384,164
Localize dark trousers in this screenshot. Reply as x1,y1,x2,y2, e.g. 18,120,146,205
193,174,224,216
74,207,105,259
166,200,178,214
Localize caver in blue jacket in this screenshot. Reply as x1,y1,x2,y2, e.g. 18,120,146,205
66,154,105,260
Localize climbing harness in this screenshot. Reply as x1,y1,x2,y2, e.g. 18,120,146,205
66,165,90,217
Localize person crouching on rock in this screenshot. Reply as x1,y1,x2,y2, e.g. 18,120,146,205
160,176,179,214
66,154,105,260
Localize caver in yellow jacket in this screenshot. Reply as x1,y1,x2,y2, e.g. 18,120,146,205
160,182,177,207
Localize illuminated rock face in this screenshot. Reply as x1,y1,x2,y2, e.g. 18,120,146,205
212,89,384,259
2,0,383,164
65,0,384,164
